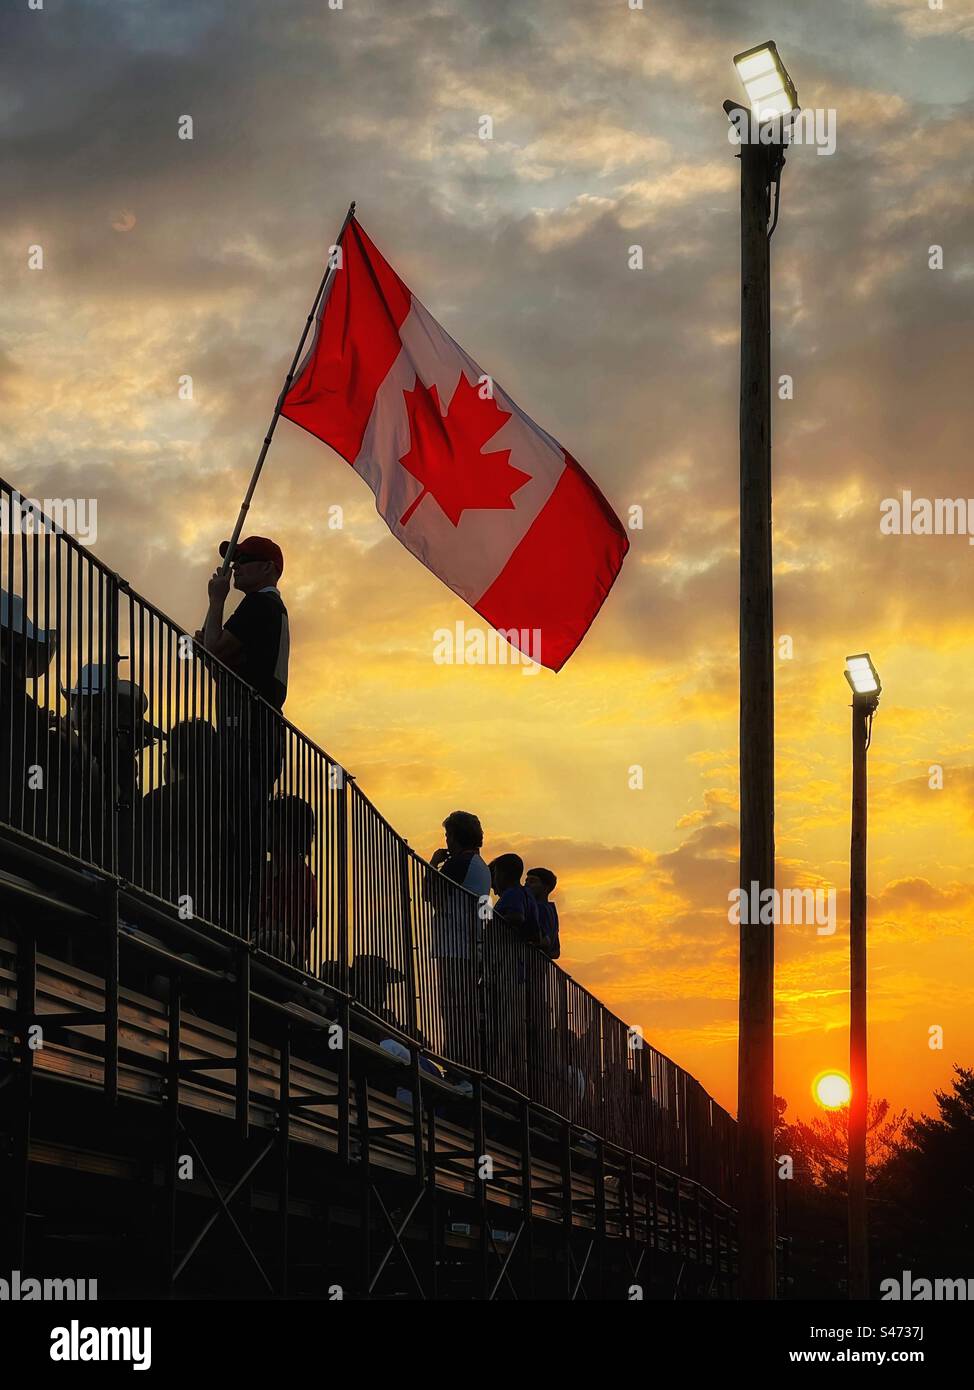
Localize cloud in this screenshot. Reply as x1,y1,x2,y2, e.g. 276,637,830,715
866,0,974,39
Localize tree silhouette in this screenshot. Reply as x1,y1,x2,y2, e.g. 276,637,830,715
775,1067,974,1294
791,1097,909,1193
774,1093,909,1192
774,1094,816,1186
881,1065,974,1267
774,1095,845,1297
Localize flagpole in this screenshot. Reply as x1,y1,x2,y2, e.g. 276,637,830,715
218,200,357,573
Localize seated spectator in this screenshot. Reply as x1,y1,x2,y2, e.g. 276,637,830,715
66,664,160,771
64,664,162,871
0,590,58,842
525,867,561,960
489,853,541,945
349,952,406,1032
139,718,218,919
255,794,318,970
378,1037,444,1108
567,1016,600,1123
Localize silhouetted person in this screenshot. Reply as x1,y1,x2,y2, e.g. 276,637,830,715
525,867,560,960
350,953,406,1033
379,1035,445,1108
426,810,489,1067
202,536,290,712
489,853,541,945
139,718,218,921
0,591,57,842
64,664,161,873
199,535,290,928
567,1015,601,1125
255,794,317,970
429,810,491,900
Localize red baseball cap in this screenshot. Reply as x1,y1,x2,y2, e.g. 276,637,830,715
219,535,284,574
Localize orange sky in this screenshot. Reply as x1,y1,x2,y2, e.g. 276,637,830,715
3,0,973,1123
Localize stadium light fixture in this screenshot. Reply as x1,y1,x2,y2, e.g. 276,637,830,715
844,653,881,699
733,41,798,124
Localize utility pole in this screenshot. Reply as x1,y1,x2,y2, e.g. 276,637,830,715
736,120,780,1302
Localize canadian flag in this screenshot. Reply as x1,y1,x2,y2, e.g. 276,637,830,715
281,217,628,672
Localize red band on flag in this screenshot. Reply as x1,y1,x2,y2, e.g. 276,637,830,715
476,455,629,672
282,220,411,463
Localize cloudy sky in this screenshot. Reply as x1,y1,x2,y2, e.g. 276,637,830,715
3,0,973,1121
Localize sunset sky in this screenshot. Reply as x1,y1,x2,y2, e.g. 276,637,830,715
3,0,973,1123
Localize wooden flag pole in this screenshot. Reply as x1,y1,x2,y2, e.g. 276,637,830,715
219,200,357,573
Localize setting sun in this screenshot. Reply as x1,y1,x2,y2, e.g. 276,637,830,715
813,1071,852,1109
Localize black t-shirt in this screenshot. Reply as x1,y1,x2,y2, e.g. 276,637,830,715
440,850,476,887
225,589,290,709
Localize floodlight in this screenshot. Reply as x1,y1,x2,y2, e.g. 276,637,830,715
844,653,881,698
733,41,798,123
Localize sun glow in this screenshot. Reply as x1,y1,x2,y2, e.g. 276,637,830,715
813,1071,851,1109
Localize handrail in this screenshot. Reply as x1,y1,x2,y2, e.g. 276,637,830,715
0,474,737,1201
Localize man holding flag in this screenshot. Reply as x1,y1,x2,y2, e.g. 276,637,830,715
199,535,290,929
202,535,289,712
214,206,628,682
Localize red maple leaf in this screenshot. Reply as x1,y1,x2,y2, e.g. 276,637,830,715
398,373,531,526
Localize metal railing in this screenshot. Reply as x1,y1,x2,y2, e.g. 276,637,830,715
0,475,736,1202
